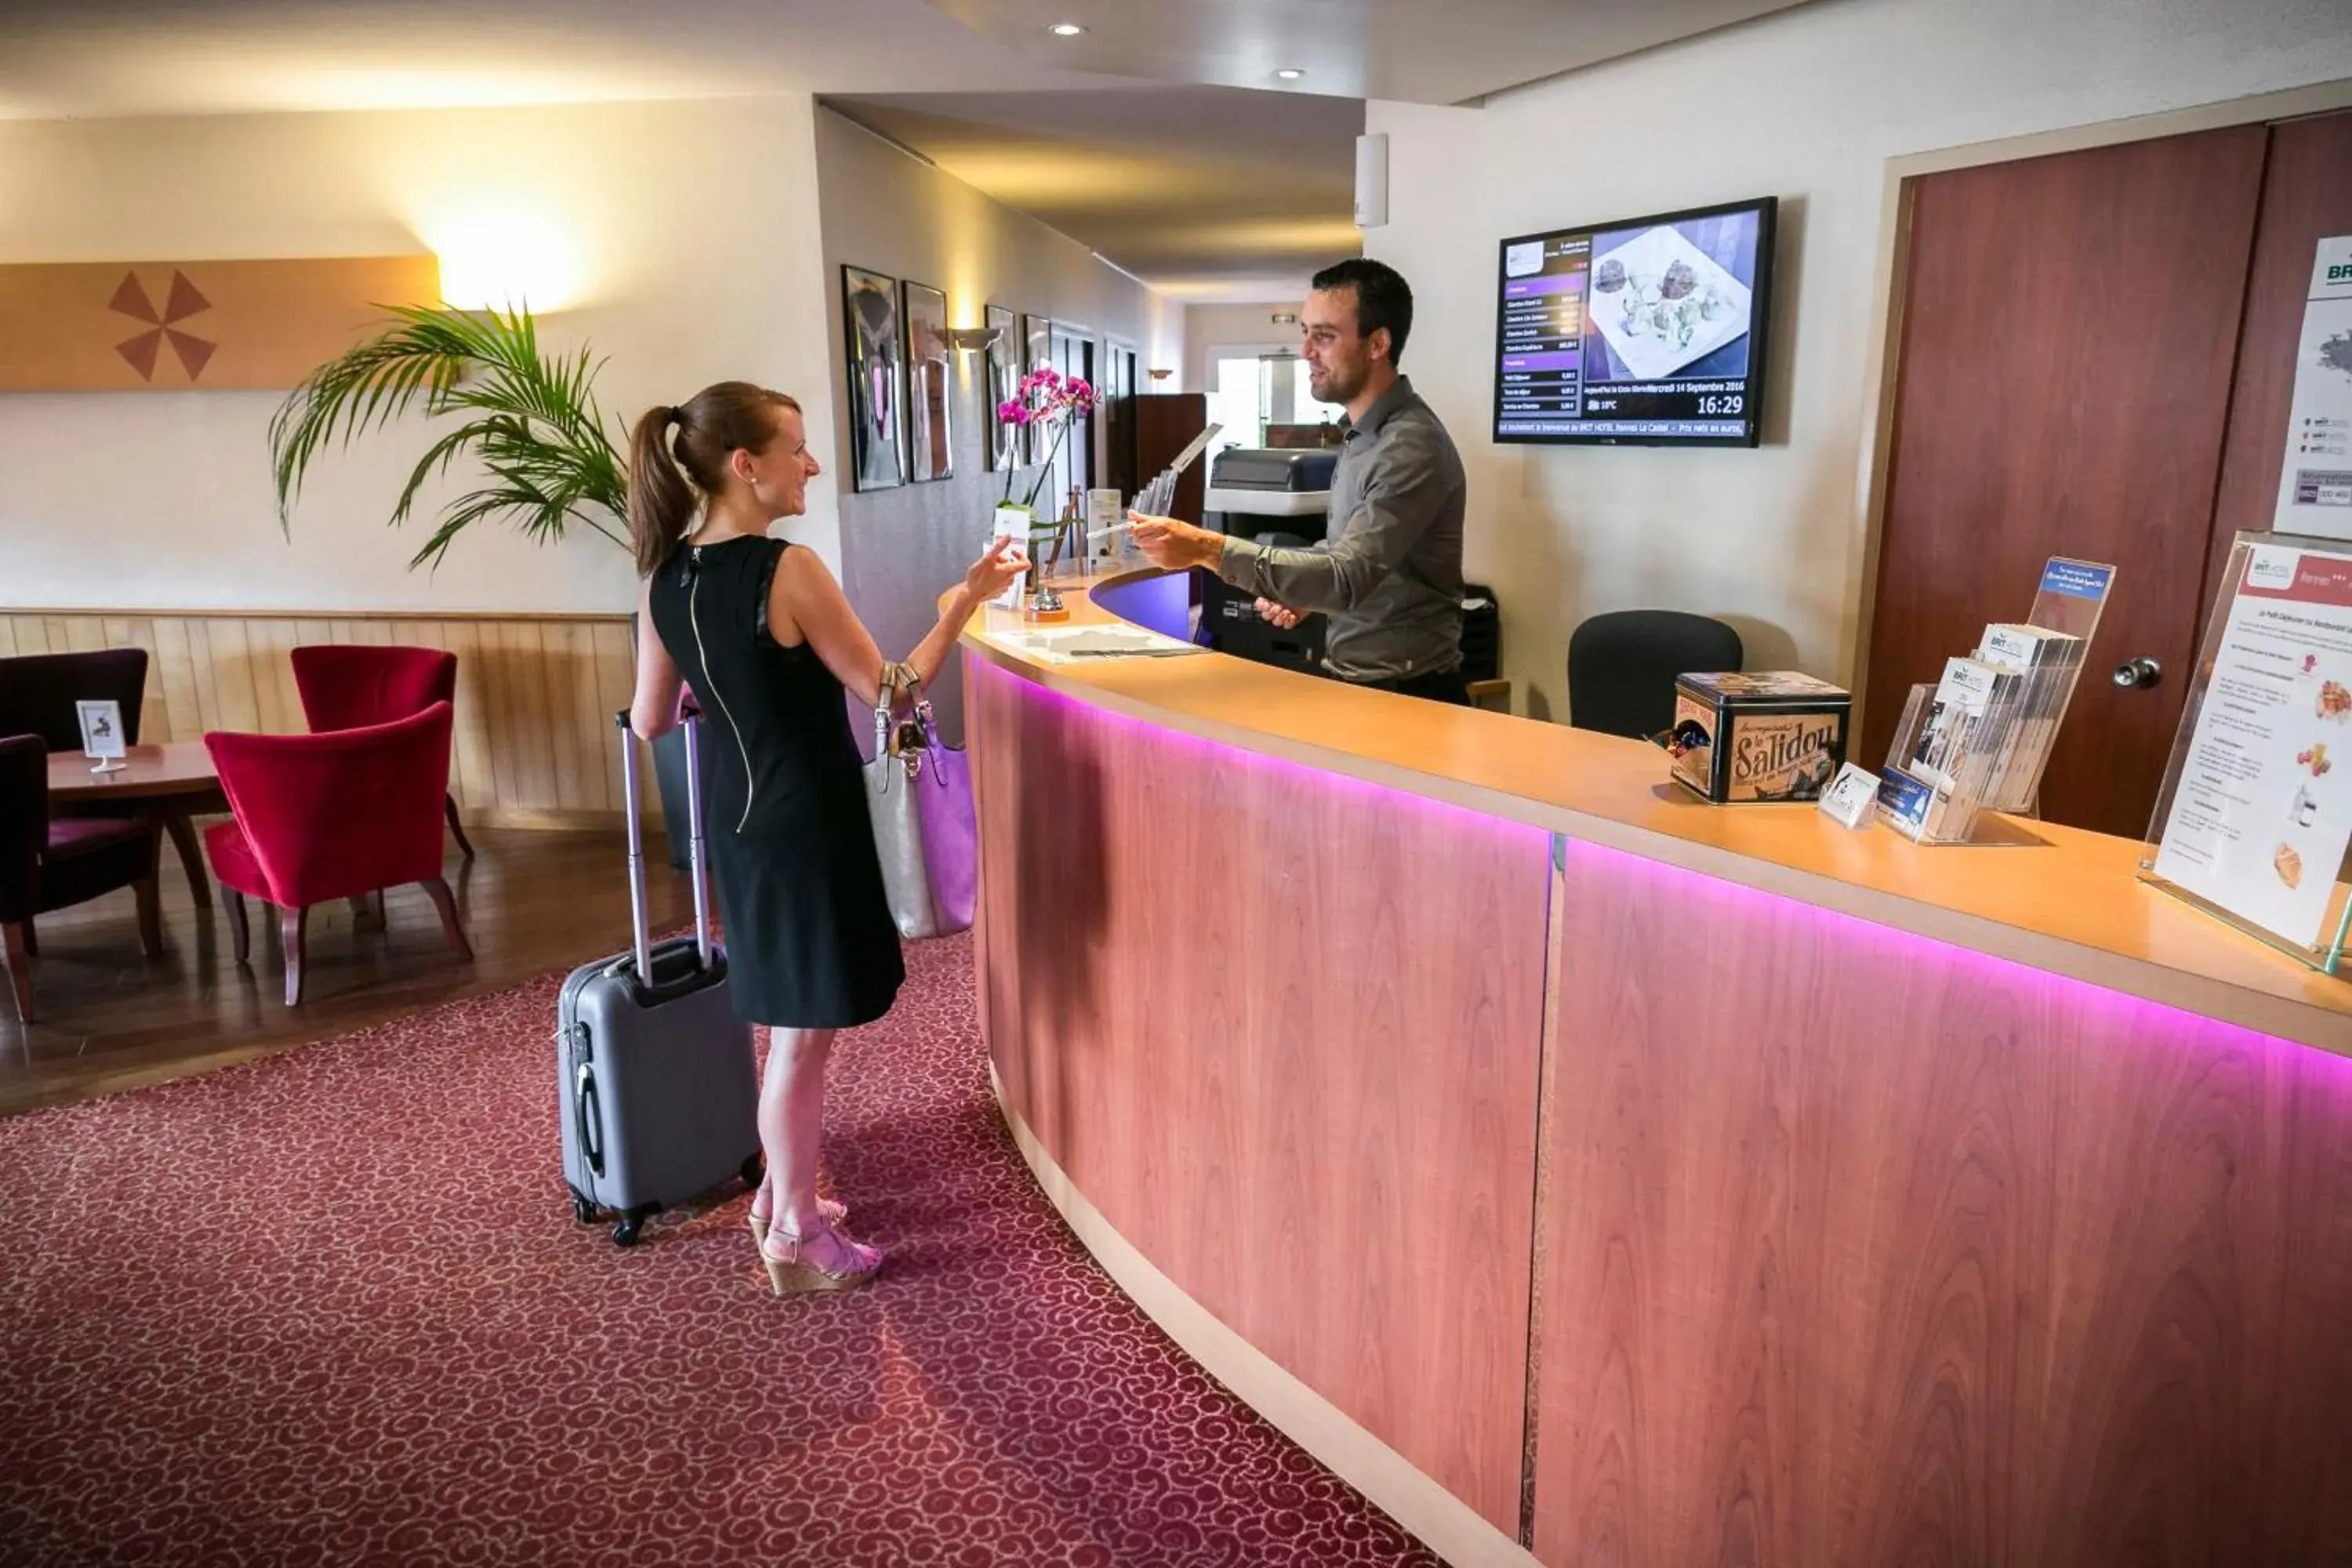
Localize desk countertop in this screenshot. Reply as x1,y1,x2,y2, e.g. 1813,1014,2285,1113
960,569,2352,1056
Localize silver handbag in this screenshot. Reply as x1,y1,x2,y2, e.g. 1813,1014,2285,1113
862,664,978,941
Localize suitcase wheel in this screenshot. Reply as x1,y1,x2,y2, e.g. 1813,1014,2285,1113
612,1202,660,1247
570,1189,598,1225
740,1153,764,1191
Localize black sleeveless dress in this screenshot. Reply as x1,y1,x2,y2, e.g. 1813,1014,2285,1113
646,535,904,1029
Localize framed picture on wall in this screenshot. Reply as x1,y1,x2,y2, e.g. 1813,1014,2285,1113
842,264,906,492
901,281,952,484
983,303,1018,473
1022,313,1054,464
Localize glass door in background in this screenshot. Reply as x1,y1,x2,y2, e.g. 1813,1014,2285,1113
1206,346,1346,461
1049,325,1096,520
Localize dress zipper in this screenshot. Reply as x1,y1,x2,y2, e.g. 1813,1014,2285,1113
686,549,757,833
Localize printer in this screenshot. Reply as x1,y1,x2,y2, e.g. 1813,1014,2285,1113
1201,448,1338,674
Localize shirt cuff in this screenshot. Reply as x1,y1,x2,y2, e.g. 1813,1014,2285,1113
1215,534,1261,590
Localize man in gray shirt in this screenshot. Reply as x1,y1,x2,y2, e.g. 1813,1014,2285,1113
1130,259,1470,704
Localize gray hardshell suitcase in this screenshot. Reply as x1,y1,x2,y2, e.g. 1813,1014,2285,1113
559,711,761,1245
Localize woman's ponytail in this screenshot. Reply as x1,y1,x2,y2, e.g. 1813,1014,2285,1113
627,405,695,577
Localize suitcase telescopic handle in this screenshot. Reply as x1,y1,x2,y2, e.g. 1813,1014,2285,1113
614,710,716,990
616,711,655,989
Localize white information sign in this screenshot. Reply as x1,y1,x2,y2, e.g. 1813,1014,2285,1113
2152,541,2352,948
2273,236,2352,538
991,503,1032,610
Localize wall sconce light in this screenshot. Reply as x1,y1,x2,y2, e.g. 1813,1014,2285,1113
947,325,1002,354
1148,368,1174,381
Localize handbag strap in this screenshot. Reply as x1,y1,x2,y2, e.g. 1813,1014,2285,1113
874,662,937,750
873,662,939,775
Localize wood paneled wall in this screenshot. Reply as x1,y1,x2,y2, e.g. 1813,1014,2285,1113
0,610,644,829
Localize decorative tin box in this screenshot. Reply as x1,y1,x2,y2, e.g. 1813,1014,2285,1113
1666,671,1852,804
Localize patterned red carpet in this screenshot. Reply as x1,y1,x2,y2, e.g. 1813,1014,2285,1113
0,934,1438,1567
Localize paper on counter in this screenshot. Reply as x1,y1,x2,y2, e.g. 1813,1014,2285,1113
1006,624,1203,663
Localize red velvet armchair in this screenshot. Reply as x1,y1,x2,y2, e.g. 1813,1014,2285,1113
288,644,474,861
1,734,162,1023
204,702,471,1007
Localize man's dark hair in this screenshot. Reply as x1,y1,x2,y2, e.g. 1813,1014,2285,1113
1311,258,1413,368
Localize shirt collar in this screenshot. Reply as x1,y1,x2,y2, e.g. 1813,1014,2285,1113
1342,375,1417,443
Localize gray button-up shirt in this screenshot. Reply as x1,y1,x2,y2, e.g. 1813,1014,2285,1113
1215,376,1467,683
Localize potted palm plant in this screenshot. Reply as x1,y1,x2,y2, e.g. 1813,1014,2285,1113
269,303,698,866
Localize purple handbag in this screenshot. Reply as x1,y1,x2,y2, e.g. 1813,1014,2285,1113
861,666,977,939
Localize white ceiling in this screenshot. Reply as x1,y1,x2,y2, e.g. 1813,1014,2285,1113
827,88,1365,301
0,0,1813,296
0,0,1127,119
921,0,1815,105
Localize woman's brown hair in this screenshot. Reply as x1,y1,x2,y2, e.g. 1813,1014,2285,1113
626,382,803,576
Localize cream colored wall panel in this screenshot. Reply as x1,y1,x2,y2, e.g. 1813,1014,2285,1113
2,607,636,826
201,620,261,735
591,620,635,814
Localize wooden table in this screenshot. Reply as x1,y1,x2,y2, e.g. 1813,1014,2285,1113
48,742,226,904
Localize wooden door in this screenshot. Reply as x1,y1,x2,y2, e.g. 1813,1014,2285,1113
1864,125,2268,838
2205,111,2352,597
1133,394,1209,523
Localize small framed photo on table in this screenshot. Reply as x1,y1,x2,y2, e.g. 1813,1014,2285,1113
78,699,127,773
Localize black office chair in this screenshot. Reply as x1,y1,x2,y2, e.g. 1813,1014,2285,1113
1567,610,1744,739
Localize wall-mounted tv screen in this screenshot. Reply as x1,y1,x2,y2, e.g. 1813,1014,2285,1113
1493,194,1776,447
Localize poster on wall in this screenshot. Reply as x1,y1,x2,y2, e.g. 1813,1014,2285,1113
902,281,952,484
2147,536,2352,958
983,304,1019,473
1022,314,1054,464
842,264,905,492
2272,237,2352,539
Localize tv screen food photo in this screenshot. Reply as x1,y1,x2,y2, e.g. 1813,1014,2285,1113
1494,196,1776,446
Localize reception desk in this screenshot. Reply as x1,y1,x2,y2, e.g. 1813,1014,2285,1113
958,572,2352,1568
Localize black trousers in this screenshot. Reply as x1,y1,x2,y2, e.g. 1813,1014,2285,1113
1330,666,1470,706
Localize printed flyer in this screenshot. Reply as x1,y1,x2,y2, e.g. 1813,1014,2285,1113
2273,236,2352,538
2152,541,2352,948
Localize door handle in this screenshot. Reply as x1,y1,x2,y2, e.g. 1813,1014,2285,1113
2111,656,2162,690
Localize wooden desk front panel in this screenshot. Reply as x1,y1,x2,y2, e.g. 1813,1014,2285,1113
1533,836,2352,1567
968,656,1551,1535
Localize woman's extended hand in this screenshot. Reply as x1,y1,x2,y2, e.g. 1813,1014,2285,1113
963,534,1029,604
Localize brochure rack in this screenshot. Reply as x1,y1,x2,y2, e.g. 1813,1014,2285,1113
2140,532,2352,975
1875,557,2114,844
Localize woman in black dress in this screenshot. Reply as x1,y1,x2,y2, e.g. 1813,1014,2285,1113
626,383,1023,1294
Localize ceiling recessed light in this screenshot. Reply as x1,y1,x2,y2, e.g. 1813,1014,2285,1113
1275,67,1305,80
1049,22,1085,36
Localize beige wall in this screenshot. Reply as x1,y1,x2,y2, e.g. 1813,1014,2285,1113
1370,0,2352,723
814,107,1185,740
0,95,835,615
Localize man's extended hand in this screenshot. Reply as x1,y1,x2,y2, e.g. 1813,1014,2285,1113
1127,511,1225,572
1254,598,1304,630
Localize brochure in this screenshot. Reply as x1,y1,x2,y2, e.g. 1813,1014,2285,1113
2151,540,2352,949
1973,622,2084,810
1910,656,2016,793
